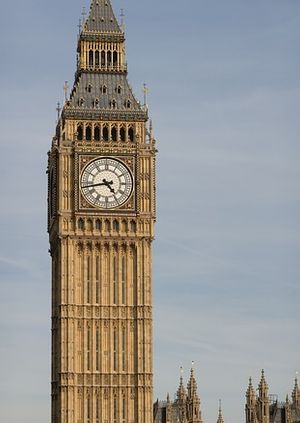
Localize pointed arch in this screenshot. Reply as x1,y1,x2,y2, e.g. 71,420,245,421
94,126,100,141
77,124,83,141
89,50,94,66
103,126,109,142
95,50,100,67
101,50,105,67
128,127,134,142
120,126,126,142
111,126,117,142
107,51,112,66
86,126,92,141
113,51,118,67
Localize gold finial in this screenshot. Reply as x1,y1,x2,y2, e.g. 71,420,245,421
63,81,69,101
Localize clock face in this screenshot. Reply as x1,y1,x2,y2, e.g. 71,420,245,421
80,157,133,209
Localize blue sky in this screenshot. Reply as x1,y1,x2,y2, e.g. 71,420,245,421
0,0,299,422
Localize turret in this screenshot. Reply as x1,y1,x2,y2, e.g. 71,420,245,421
246,378,257,423
217,400,225,423
257,370,270,423
176,368,187,423
292,375,300,408
285,395,292,423
186,367,202,423
166,393,173,423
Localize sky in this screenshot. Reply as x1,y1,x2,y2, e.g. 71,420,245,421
0,0,299,422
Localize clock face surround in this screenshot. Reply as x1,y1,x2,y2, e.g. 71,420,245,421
80,157,133,209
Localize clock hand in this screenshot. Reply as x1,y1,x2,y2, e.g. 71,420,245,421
81,182,107,189
102,179,115,193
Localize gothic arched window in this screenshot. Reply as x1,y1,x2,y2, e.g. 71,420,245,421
101,50,105,66
128,127,134,142
94,126,100,141
89,50,94,66
86,126,92,141
111,126,117,142
95,50,100,67
113,51,118,66
120,127,126,142
103,126,109,142
77,125,83,141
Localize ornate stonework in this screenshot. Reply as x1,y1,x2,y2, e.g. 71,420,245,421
48,1,156,422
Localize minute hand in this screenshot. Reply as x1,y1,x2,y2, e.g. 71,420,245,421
81,182,107,189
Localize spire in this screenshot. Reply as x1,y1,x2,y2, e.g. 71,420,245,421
177,367,186,401
285,395,292,423
217,400,225,423
246,378,257,403
292,374,300,408
84,0,122,33
187,366,198,399
258,370,269,399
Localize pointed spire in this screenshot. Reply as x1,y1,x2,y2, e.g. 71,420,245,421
258,370,269,399
217,400,225,423
84,0,123,33
177,366,186,401
292,373,300,408
187,365,198,399
246,377,257,404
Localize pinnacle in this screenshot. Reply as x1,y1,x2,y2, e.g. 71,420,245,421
84,0,122,34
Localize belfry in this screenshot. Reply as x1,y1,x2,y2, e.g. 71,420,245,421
48,1,156,421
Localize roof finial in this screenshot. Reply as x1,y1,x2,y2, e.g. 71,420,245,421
63,81,69,101
143,83,149,110
120,8,125,31
56,102,61,122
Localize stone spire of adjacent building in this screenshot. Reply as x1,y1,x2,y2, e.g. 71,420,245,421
83,0,122,33
292,374,300,408
217,400,225,423
257,370,270,423
285,395,292,423
186,366,202,423
246,378,258,423
176,367,187,423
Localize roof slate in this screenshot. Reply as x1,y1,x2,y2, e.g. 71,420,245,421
69,72,142,113
84,0,122,33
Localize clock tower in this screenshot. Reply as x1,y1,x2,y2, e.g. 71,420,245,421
47,1,156,422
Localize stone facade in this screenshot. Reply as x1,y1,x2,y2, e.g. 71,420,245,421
246,372,300,423
48,1,156,422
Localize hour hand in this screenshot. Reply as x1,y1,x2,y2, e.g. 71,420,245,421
102,179,115,193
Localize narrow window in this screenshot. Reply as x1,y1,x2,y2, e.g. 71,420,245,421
96,396,100,423
87,326,91,371
95,219,101,230
86,126,92,141
101,50,105,66
77,125,83,141
104,219,110,231
120,127,126,142
113,329,118,372
102,85,107,94
122,326,126,371
113,51,118,66
128,127,134,142
107,51,112,66
87,396,91,422
78,218,84,230
89,50,94,66
113,256,117,305
111,99,117,109
111,126,117,141
87,84,92,93
117,85,122,94
114,396,118,423
122,395,126,423
87,256,91,304
96,327,100,371
95,50,100,67
130,220,136,232
96,256,100,304
122,256,126,305
113,220,119,231
103,126,109,142
94,126,100,141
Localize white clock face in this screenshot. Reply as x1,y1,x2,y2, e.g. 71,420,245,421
80,157,133,209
